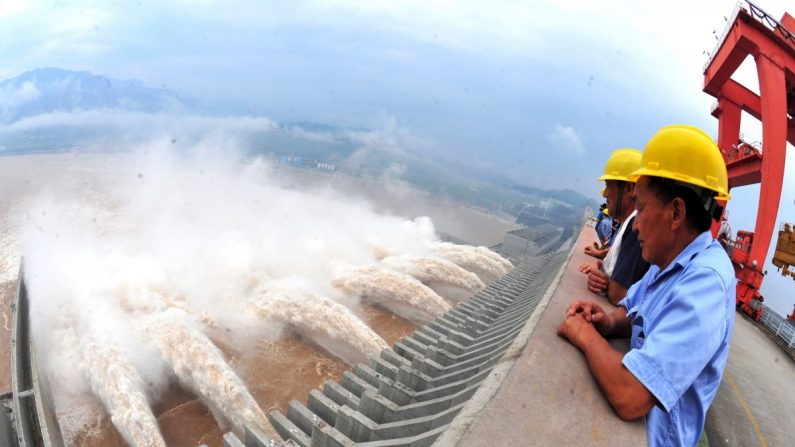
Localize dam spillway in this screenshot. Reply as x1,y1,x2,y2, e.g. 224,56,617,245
230,252,567,446
5,247,569,447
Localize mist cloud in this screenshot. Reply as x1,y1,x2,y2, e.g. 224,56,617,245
0,81,41,120
1,109,279,136
547,123,584,155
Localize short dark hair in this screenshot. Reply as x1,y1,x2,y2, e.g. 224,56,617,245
645,177,712,232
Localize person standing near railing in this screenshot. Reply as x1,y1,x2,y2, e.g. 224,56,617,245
559,125,736,447
595,207,613,248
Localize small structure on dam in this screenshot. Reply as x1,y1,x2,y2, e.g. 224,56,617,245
500,224,563,259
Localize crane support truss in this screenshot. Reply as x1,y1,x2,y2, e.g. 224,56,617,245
704,1,795,320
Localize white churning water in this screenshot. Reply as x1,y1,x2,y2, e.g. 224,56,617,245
432,242,511,280
82,340,167,447
250,279,390,361
379,255,485,293
331,264,452,321
140,310,277,440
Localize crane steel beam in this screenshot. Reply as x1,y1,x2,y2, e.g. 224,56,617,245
703,1,795,320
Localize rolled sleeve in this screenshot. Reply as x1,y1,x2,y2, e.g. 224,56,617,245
623,348,678,411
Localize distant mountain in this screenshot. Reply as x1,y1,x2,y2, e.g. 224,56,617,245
511,184,595,210
0,68,592,218
0,67,193,124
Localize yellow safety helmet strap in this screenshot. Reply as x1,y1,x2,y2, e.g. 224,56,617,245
614,181,626,221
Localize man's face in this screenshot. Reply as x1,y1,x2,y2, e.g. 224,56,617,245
603,180,626,217
632,177,671,266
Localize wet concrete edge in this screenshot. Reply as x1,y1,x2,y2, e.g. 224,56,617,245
431,226,581,446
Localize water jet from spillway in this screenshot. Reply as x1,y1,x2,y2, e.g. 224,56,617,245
331,264,451,323
379,255,485,293
82,340,167,447
140,309,277,440
250,279,390,363
474,245,514,270
431,242,511,280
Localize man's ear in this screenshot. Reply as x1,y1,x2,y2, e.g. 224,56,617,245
670,197,686,231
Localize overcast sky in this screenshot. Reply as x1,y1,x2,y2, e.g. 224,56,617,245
1,0,794,315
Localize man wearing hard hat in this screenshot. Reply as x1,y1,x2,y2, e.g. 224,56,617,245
579,148,650,305
559,125,736,447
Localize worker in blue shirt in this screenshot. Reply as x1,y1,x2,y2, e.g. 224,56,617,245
595,207,612,248
596,203,608,223
558,125,735,447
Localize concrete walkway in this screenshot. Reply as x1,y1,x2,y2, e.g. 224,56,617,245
706,312,795,447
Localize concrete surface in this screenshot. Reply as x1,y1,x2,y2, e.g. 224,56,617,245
706,313,795,447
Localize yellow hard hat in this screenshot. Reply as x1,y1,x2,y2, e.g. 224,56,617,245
597,148,643,183
603,209,609,216
629,125,730,201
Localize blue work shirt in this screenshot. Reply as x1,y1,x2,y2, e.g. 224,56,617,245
618,231,735,447
596,216,613,246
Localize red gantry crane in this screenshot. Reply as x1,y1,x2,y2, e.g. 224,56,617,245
703,1,795,321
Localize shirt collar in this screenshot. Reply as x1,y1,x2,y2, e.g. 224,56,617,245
650,230,713,284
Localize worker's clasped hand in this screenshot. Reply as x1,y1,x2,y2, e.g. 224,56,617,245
587,260,608,294
564,300,612,336
578,262,594,274
566,300,605,321
557,312,592,348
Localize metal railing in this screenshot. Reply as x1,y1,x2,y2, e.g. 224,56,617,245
746,1,795,46
704,2,741,70
759,306,795,349
705,1,795,70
